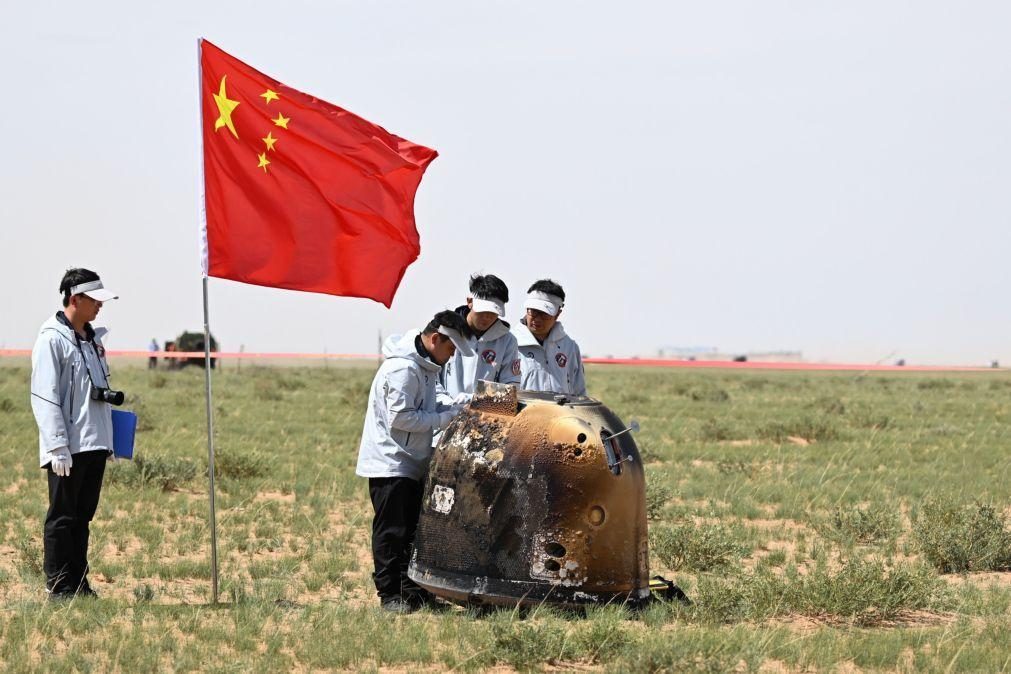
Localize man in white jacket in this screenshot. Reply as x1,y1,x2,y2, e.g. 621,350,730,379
356,310,474,613
30,268,119,600
511,279,587,396
437,273,520,407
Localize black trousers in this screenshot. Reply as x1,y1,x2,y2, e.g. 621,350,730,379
368,476,424,601
44,450,107,593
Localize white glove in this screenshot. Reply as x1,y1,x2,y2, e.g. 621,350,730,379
452,393,473,405
50,447,73,477
438,409,458,431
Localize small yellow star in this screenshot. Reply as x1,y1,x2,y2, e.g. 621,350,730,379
262,132,278,152
257,152,270,172
260,89,280,104
272,113,290,129
212,76,240,139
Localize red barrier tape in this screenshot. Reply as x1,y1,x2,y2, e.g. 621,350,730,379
0,349,1002,372
0,349,375,360
581,357,1000,373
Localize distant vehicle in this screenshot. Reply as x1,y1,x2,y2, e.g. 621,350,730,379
172,331,219,369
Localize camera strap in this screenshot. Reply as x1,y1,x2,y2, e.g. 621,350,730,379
58,312,110,390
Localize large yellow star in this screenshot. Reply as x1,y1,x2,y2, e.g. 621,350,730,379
212,76,240,139
272,113,290,129
260,89,279,104
257,153,270,173
262,132,278,152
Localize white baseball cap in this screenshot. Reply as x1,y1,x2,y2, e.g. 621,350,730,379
471,296,505,317
70,279,119,302
438,325,475,356
523,291,563,317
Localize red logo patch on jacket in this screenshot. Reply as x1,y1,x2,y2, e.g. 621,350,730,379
512,359,522,376
555,353,568,368
481,349,496,365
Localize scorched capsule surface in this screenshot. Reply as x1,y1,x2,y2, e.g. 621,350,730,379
408,382,650,607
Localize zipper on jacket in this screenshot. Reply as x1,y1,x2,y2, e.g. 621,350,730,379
69,362,76,421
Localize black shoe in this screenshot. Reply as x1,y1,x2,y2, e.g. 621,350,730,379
48,590,75,602
381,596,417,614
77,585,99,599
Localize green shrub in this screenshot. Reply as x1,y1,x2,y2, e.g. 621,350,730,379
107,455,199,491
912,498,1011,573
650,522,747,572
13,534,43,578
645,482,673,520
698,417,740,441
0,398,15,413
688,388,730,403
214,449,271,479
757,417,841,442
819,503,900,545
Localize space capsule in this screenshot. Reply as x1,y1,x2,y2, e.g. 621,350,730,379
408,381,650,608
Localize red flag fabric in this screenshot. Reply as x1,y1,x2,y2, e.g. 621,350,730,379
199,39,438,307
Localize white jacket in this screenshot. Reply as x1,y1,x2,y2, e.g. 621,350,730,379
30,314,114,467
356,331,457,480
511,321,586,396
437,311,520,404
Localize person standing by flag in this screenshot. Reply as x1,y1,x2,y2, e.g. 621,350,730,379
30,268,120,600
356,310,474,613
511,279,587,396
437,274,520,406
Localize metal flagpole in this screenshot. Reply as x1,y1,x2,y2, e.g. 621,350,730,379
202,277,220,604
197,37,220,604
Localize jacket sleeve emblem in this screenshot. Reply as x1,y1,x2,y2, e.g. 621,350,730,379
512,359,522,376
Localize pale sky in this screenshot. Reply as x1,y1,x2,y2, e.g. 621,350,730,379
2,1,1009,365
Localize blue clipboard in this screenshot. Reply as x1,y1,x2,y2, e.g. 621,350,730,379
111,410,137,460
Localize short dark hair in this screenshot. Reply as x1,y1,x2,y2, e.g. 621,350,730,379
59,268,101,308
469,274,509,303
423,310,474,340
527,279,565,303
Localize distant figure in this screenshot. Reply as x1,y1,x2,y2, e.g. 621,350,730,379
991,360,999,369
147,339,159,369
896,359,906,367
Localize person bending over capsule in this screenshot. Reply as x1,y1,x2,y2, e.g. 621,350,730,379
356,310,474,614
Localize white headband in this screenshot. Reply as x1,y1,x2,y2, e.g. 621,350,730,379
524,290,563,317
69,280,118,301
470,296,505,317
437,325,475,356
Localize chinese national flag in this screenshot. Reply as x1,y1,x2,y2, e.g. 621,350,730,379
199,40,438,307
